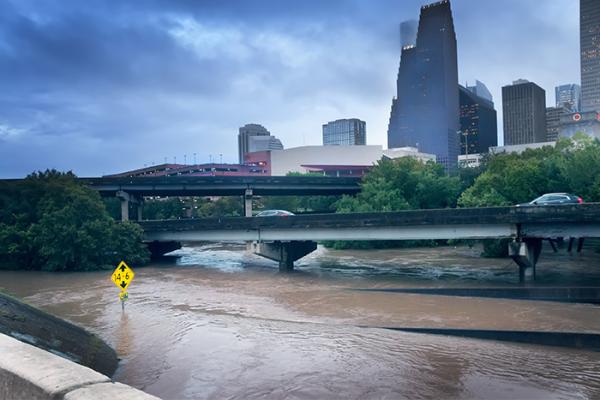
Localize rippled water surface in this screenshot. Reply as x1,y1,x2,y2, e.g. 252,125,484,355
2,243,600,399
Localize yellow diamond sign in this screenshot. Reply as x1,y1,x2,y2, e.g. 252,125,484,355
111,261,135,291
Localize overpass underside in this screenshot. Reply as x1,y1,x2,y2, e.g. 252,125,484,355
140,205,600,283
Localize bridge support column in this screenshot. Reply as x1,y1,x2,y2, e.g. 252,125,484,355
117,191,130,221
244,189,253,217
117,191,143,221
136,198,144,221
509,239,542,283
249,241,317,272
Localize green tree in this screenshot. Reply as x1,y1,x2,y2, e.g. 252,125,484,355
557,133,600,202
335,157,461,213
326,158,461,249
0,170,149,271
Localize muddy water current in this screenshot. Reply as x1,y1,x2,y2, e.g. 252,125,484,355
1,244,600,399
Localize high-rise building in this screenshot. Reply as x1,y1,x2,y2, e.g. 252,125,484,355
248,135,284,153
581,0,600,112
322,119,366,146
546,106,569,142
238,124,270,163
400,20,418,48
502,80,547,145
466,80,494,103
459,83,497,155
387,0,460,170
555,84,582,112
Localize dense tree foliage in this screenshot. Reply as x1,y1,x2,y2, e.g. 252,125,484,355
326,158,462,249
334,157,462,213
0,171,149,271
459,134,600,207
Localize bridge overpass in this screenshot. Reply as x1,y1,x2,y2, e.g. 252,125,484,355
1,176,361,220
81,176,361,220
139,204,600,282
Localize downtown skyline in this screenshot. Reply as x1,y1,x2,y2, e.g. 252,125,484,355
0,0,581,177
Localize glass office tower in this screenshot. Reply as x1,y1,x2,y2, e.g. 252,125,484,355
581,0,600,112
387,0,460,170
322,119,366,146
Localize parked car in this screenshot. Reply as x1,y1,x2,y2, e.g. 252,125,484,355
516,193,583,207
255,209,295,217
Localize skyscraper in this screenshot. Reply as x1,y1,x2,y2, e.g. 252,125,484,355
546,106,568,142
581,0,600,112
466,80,493,103
502,80,547,145
555,84,582,112
459,83,497,155
387,0,460,170
400,20,417,48
238,124,270,163
322,119,366,146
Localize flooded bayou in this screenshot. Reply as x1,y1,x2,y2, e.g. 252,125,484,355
1,244,600,399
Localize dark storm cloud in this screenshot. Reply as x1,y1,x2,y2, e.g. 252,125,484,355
0,0,579,177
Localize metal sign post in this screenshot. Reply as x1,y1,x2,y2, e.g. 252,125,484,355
111,261,135,312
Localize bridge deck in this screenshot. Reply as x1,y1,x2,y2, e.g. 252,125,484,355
139,204,600,242
81,176,362,196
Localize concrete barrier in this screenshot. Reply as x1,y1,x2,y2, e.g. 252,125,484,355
0,334,159,400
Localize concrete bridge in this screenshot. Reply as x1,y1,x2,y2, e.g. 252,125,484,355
139,204,600,283
81,176,361,220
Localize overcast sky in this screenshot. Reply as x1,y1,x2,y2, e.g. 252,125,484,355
0,0,580,177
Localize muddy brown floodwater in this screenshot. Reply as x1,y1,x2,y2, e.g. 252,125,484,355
1,244,600,399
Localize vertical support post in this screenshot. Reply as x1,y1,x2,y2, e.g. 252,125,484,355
121,200,129,221
278,243,293,272
577,238,585,253
244,189,253,217
136,198,143,221
568,237,575,252
509,238,542,284
117,191,130,222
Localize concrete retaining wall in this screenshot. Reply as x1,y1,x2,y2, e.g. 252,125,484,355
0,292,118,377
0,334,159,400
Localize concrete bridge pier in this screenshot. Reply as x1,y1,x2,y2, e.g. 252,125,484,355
244,189,253,217
116,191,143,221
509,238,542,283
249,241,318,272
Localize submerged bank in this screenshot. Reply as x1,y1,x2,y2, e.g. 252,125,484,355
0,292,118,377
